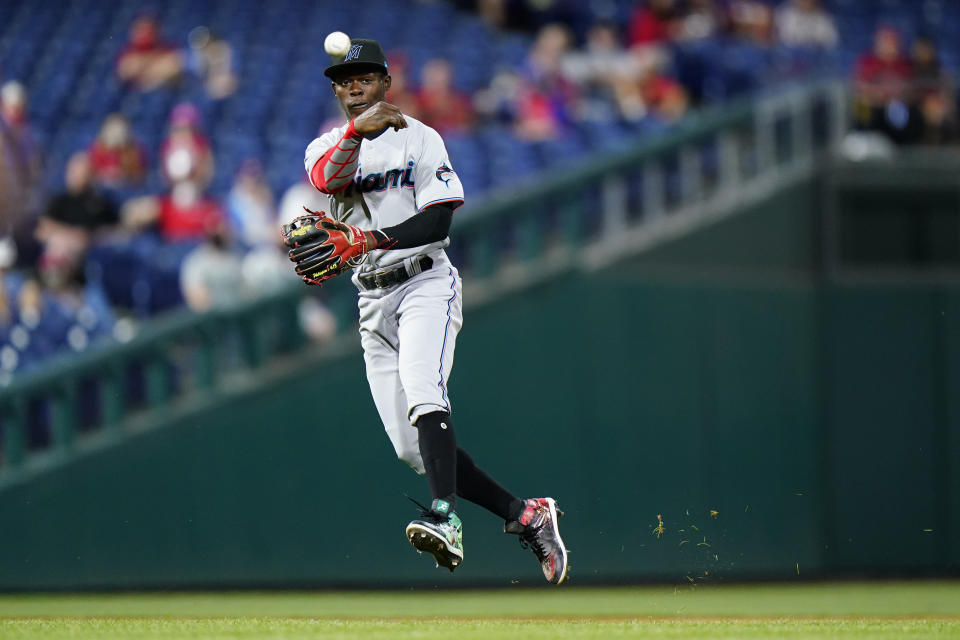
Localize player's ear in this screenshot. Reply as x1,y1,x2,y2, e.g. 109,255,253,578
383,73,392,92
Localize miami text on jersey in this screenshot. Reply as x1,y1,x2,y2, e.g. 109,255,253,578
342,161,416,197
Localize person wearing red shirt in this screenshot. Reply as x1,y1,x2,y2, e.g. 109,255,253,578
122,180,223,243
160,103,214,189
852,25,914,142
116,14,184,92
87,113,148,190
628,0,679,47
415,59,476,134
156,182,224,242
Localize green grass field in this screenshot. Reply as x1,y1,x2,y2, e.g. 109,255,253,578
1,581,958,639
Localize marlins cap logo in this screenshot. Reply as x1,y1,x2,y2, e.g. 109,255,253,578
344,44,363,61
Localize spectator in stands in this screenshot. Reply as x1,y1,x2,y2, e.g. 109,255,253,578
775,0,838,49
614,46,689,123
244,176,337,342
563,21,630,81
36,262,115,355
0,274,15,383
116,13,184,92
910,36,949,95
628,0,680,48
0,236,15,274
0,83,18,249
19,248,115,367
0,80,44,267
675,0,725,43
415,59,476,134
5,277,67,374
514,85,565,142
515,23,579,140
123,180,224,243
729,0,775,46
385,52,421,120
186,26,238,101
11,276,45,343
852,25,914,144
225,159,276,250
643,72,689,123
35,152,118,285
1,81,28,135
561,21,634,123
160,103,214,189
0,273,11,332
904,37,958,146
179,224,243,312
240,178,297,293
277,176,327,227
87,113,149,192
474,68,521,127
912,89,959,146
475,0,509,29
472,0,580,33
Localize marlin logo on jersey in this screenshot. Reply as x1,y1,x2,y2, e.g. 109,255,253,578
343,161,416,197
435,164,455,187
344,44,363,61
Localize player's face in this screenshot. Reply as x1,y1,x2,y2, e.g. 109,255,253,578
331,71,392,118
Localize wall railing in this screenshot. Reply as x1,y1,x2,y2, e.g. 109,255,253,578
0,287,309,482
451,78,846,299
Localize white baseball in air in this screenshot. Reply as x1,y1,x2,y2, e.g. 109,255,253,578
324,31,351,57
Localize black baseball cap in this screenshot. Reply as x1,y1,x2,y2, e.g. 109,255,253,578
324,38,389,79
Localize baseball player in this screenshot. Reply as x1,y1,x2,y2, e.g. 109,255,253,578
282,38,568,584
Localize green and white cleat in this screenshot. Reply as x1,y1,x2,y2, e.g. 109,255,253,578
405,498,464,572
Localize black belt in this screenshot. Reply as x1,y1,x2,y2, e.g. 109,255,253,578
358,256,433,290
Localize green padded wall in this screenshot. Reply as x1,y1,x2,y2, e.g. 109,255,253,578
1,177,957,588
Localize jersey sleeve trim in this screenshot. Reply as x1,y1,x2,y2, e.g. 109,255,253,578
417,197,465,213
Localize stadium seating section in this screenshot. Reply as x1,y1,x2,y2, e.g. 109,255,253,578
0,0,957,380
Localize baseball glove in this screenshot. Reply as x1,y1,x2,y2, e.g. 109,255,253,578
281,208,376,286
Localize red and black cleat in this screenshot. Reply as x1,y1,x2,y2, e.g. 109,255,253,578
504,497,569,585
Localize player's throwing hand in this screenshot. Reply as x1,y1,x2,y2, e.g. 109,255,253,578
353,101,407,134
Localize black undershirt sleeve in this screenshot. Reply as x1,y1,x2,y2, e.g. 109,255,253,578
371,201,457,250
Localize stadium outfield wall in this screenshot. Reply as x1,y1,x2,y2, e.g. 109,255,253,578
0,175,957,589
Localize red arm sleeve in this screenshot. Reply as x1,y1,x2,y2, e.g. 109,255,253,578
309,119,364,194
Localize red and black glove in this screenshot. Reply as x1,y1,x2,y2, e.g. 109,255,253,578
281,208,385,286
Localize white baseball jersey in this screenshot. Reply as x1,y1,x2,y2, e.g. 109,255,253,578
303,114,466,471
303,115,464,276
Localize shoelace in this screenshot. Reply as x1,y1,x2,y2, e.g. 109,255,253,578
518,523,549,561
406,496,448,524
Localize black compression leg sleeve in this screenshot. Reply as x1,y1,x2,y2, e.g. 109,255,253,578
456,447,524,522
416,411,458,509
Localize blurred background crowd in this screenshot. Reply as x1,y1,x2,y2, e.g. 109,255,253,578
0,0,958,383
